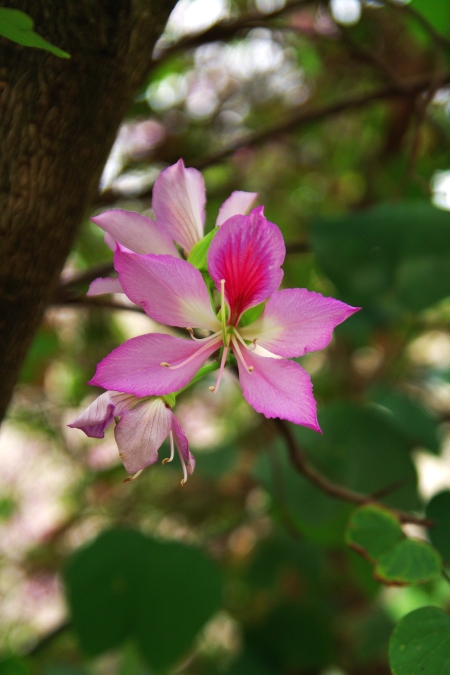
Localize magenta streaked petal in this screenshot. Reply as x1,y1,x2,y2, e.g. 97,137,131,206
215,191,258,226
171,414,195,477
68,391,136,438
90,333,221,397
236,350,320,430
115,247,221,331
91,209,178,256
115,398,172,474
208,207,285,322
152,159,205,251
87,276,124,296
241,289,360,358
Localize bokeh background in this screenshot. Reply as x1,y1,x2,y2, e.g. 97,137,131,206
2,0,450,673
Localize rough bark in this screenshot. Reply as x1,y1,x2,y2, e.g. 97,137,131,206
0,0,177,422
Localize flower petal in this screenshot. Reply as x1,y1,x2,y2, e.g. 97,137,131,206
171,414,195,476
115,398,172,474
68,391,136,438
91,209,179,256
241,289,359,357
208,207,285,322
87,276,124,296
152,159,205,251
115,246,221,330
215,191,258,226
90,333,221,397
236,350,320,430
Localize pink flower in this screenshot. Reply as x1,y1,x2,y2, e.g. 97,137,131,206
88,159,257,296
68,392,194,483
90,208,358,430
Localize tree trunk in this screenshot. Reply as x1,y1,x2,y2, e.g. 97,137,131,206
0,0,177,422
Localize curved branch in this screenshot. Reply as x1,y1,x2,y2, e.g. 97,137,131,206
274,418,434,528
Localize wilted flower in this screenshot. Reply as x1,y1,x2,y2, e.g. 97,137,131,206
68,391,194,483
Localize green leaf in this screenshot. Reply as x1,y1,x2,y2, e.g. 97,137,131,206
411,0,450,37
389,606,450,675
187,227,219,271
64,529,222,672
239,302,266,328
296,403,421,511
0,9,70,58
375,539,442,585
345,504,404,561
426,491,450,561
368,386,440,454
311,202,450,311
246,603,335,670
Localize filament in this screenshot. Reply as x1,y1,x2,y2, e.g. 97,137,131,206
209,345,229,394
187,328,222,342
231,335,254,373
162,431,175,464
160,336,222,370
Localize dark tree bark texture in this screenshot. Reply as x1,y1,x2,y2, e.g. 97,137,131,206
0,0,177,422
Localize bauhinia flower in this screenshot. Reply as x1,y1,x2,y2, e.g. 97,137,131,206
89,207,358,430
88,158,257,296
68,391,194,483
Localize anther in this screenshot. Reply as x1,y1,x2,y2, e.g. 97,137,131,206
160,361,171,367
209,385,215,392
248,366,254,372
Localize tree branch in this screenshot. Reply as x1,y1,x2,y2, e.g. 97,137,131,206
274,418,434,527
96,70,450,207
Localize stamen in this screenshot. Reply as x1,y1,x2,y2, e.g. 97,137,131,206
209,345,229,394
159,336,222,370
187,328,222,343
179,452,188,486
123,469,144,483
233,328,255,352
162,431,175,464
231,335,253,374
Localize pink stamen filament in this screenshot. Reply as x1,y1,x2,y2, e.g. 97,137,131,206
231,335,254,373
160,336,222,370
209,345,229,394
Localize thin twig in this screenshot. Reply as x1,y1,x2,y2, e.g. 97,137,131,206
52,295,146,314
274,418,434,528
152,0,317,65
59,261,115,289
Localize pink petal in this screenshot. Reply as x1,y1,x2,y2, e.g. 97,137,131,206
115,398,172,474
115,246,221,331
68,391,136,438
208,207,285,322
91,209,179,256
215,191,258,226
87,276,124,296
171,414,195,476
241,289,359,357
152,159,205,251
236,350,320,430
90,333,221,397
